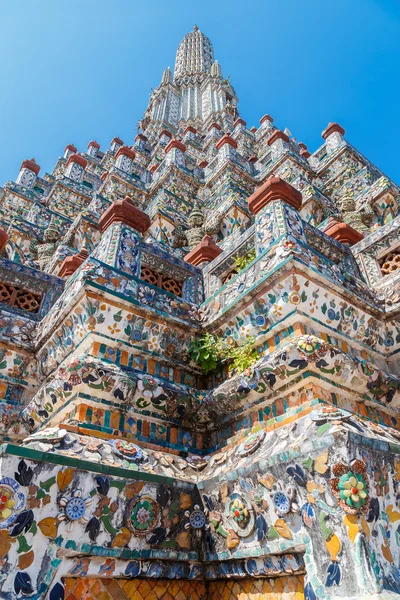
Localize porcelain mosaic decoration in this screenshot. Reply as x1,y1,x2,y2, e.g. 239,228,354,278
0,25,399,599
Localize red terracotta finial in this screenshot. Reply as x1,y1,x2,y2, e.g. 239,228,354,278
198,160,208,168
135,133,147,142
0,228,8,252
208,122,222,132
322,123,345,140
184,235,222,266
234,118,246,128
215,133,238,151
58,247,89,278
88,140,100,150
267,130,290,146
165,139,186,154
99,196,150,234
260,114,273,125
159,129,172,139
111,137,124,146
66,153,88,169
20,158,40,175
184,125,197,135
300,148,311,159
115,146,136,161
64,144,77,154
323,218,364,245
250,126,257,133
248,175,302,215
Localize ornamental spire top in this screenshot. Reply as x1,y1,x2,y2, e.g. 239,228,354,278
174,26,214,80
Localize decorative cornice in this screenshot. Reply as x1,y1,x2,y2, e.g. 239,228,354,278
248,175,302,214
184,235,222,266
322,122,345,139
267,130,289,146
216,133,238,151
165,139,186,154
58,248,89,278
20,158,40,175
115,146,136,161
66,154,88,169
99,196,151,234
324,218,364,245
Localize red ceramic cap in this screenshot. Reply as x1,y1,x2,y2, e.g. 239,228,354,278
88,140,100,149
135,134,148,142
66,154,88,169
234,118,246,128
216,133,238,151
115,146,136,161
99,196,150,234
322,122,345,140
208,122,222,132
184,126,197,135
184,235,222,266
260,114,273,125
64,144,77,154
248,175,302,214
165,139,186,154
198,160,208,168
111,137,124,146
159,129,173,139
300,148,311,159
267,130,290,146
0,228,8,252
323,218,363,245
20,158,40,176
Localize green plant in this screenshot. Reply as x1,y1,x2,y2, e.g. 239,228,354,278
190,333,259,376
233,249,256,273
189,333,225,374
226,336,259,374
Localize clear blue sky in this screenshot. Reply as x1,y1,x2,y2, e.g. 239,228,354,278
1,0,399,183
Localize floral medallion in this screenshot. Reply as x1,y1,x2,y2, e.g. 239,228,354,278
297,335,329,362
111,439,145,463
0,477,25,528
58,490,92,530
136,374,168,411
127,495,160,536
330,460,369,514
184,504,208,537
237,429,265,456
225,493,255,537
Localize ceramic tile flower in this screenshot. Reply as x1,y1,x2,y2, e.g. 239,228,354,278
127,495,160,536
330,460,369,514
225,493,255,537
136,375,167,409
0,477,25,527
58,490,92,531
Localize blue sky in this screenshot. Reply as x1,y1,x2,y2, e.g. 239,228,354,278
0,0,399,183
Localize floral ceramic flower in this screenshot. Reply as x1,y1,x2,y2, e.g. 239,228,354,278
58,490,92,531
127,496,160,536
230,498,249,526
137,375,166,406
297,335,329,362
0,477,25,528
330,460,369,514
138,286,156,305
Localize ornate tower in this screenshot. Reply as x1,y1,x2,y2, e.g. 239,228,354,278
140,26,239,142
0,26,399,600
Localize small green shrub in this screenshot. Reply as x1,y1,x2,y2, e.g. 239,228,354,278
189,333,259,376
233,249,256,273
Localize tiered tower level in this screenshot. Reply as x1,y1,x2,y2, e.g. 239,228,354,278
0,27,399,600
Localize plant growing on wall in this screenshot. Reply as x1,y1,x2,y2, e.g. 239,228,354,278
189,333,259,375
233,249,256,273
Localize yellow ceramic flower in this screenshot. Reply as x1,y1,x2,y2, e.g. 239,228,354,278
0,487,15,521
